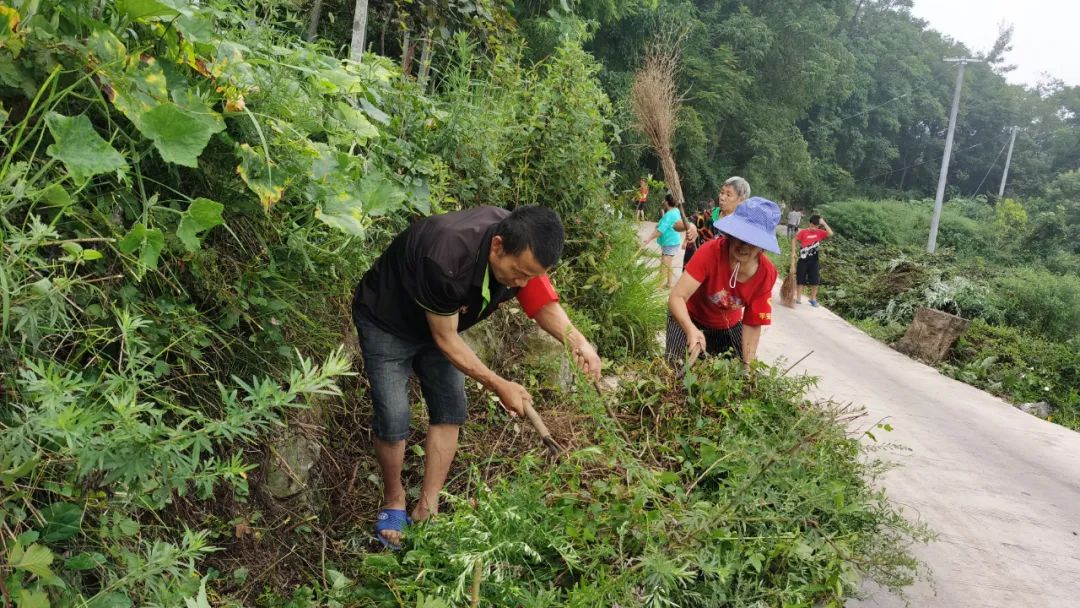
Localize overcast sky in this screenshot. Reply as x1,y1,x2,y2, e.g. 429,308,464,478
909,0,1079,88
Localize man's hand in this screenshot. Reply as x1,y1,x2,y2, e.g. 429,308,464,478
494,380,532,417
686,224,699,244
572,340,602,382
532,303,605,384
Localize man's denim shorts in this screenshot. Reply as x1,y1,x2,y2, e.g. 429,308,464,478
353,312,468,442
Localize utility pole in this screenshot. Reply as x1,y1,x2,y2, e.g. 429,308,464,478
998,125,1019,198
928,57,982,253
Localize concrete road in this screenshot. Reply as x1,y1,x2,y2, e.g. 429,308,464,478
635,221,1080,606
758,287,1080,607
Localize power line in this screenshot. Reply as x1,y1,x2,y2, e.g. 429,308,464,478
833,92,911,123
853,139,992,184
970,136,1012,197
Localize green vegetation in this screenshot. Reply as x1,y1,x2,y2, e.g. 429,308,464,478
819,197,1080,430
283,361,930,607
0,0,940,605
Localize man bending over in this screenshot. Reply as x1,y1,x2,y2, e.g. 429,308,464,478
352,205,602,549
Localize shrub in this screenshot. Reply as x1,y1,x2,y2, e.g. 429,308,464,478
946,320,1080,429
994,269,1080,343
819,199,992,251
818,200,896,245
559,206,666,358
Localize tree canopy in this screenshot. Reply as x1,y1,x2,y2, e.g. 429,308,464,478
342,0,1078,206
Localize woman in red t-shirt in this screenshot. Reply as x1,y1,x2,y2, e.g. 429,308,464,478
667,197,781,365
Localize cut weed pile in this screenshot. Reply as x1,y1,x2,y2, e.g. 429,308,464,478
267,358,931,608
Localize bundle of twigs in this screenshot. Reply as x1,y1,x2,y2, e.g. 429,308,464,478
781,247,798,307
631,25,690,226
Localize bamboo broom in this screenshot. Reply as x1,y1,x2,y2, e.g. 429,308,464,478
781,239,798,307
630,25,691,230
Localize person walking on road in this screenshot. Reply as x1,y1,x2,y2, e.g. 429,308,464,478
786,207,803,238
643,193,686,288
636,177,648,221
352,205,603,549
667,197,781,366
793,214,834,307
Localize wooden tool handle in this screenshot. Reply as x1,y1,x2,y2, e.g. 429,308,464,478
522,402,551,439
522,402,562,456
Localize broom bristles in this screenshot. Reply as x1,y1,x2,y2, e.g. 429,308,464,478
630,23,689,208
780,255,798,307
780,273,798,307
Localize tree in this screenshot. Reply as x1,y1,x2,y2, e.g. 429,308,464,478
350,0,369,62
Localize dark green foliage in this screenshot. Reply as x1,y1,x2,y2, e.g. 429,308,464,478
819,199,990,251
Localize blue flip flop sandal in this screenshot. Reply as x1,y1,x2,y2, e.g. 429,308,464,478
374,508,411,550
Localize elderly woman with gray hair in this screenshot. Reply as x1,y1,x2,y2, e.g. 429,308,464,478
714,176,751,222
685,176,752,263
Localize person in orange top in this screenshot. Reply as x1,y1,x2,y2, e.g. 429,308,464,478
636,177,649,221
667,197,781,366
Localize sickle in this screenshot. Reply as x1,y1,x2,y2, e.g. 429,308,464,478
521,402,563,457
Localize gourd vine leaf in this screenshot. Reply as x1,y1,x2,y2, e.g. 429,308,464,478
140,92,225,167
85,29,127,64
44,112,126,181
314,169,406,236
334,101,379,142
118,224,165,275
39,501,83,542
0,6,24,57
108,56,169,130
357,170,407,217
18,590,49,608
236,143,285,210
116,0,181,21
176,198,224,252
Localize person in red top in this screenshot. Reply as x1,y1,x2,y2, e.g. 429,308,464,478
793,214,834,307
668,197,781,365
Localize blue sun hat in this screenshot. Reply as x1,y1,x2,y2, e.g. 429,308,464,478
713,196,781,254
